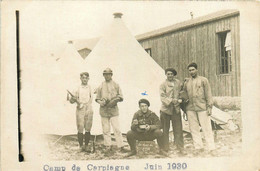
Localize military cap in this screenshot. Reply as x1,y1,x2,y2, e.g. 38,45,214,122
138,99,150,107
165,67,177,76
103,68,113,74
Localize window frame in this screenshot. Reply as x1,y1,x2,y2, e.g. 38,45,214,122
216,30,232,75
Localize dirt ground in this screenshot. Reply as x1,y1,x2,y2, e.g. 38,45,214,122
46,110,242,160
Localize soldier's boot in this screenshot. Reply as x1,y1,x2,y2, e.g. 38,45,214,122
84,132,91,153
125,149,137,157
77,132,84,151
158,149,168,157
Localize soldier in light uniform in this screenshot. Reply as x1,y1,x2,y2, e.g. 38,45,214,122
159,68,185,155
95,68,127,154
69,72,93,152
183,62,216,156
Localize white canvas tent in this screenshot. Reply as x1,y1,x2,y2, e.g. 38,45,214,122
20,41,99,135
84,13,166,134
41,42,95,135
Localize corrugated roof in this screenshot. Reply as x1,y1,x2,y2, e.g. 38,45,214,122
136,9,239,41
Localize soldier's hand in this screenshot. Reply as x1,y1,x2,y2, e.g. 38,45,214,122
207,108,212,116
132,119,138,125
70,96,77,103
97,99,106,106
100,100,106,107
145,124,150,131
177,99,183,103
115,97,121,101
172,98,178,104
106,97,120,107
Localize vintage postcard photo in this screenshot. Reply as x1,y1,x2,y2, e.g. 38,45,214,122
1,1,260,171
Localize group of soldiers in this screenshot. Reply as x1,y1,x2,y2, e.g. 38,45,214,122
68,62,217,157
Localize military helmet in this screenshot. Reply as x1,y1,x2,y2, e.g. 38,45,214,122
103,68,113,74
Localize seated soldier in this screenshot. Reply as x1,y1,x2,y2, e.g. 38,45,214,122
126,99,168,157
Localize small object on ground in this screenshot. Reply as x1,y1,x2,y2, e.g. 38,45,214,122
227,120,239,131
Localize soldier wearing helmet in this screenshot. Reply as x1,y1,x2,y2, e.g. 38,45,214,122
95,68,127,155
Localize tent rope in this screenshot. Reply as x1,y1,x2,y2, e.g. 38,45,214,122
52,135,65,145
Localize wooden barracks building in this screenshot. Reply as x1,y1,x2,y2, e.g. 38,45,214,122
74,9,240,96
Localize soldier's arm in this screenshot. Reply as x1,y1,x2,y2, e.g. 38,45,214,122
173,80,181,99
95,86,103,104
173,80,182,106
69,89,78,104
149,113,161,131
117,84,123,102
69,98,76,104
204,78,213,109
89,86,93,104
183,78,188,92
160,83,172,106
130,113,139,131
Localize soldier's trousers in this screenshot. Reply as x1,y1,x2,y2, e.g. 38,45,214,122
126,129,164,151
101,116,123,148
160,111,184,151
76,105,93,133
187,110,215,150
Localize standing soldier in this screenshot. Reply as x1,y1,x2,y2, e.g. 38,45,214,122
159,68,185,155
69,72,93,152
95,68,127,154
184,62,216,156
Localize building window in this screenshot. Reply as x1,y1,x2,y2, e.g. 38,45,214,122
145,48,152,57
218,31,232,74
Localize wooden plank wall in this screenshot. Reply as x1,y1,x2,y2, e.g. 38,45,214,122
139,15,240,96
